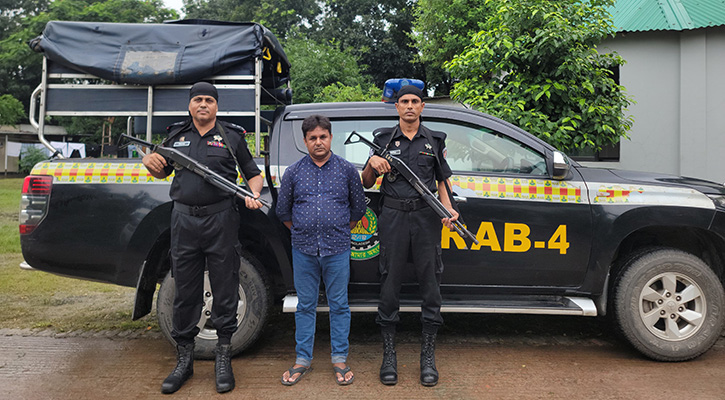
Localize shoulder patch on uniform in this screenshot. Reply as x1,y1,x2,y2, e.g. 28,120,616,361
166,120,187,133
373,127,394,137
222,121,247,135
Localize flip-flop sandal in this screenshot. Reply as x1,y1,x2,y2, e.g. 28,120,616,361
333,365,354,386
281,366,311,386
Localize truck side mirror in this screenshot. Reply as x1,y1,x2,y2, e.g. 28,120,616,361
552,151,570,180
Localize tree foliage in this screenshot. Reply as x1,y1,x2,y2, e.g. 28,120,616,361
316,0,421,88
183,0,320,39
19,146,48,174
1,0,49,40
182,0,422,92
314,82,381,103
0,0,176,134
0,94,25,125
446,0,633,152
284,36,374,104
0,6,50,109
412,0,493,95
54,116,127,144
185,0,421,90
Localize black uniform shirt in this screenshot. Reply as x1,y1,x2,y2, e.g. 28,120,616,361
372,124,452,199
162,120,261,206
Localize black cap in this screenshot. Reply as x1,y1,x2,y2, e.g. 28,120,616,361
396,85,424,102
189,82,218,101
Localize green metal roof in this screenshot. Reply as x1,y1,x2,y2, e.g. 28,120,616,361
610,0,725,32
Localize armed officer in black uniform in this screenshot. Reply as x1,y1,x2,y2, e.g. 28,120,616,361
362,85,458,387
142,82,264,395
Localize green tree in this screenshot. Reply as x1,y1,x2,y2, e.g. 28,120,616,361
446,0,633,152
315,0,422,88
19,146,48,174
54,116,127,145
1,0,49,40
412,0,493,95
0,94,25,125
0,0,177,115
183,0,423,91
183,0,320,39
314,82,381,103
284,36,373,104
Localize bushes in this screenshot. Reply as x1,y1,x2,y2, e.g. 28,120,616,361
19,146,49,175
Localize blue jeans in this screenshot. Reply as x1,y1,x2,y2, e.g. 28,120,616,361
292,247,351,367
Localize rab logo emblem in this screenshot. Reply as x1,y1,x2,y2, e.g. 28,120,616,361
350,207,379,260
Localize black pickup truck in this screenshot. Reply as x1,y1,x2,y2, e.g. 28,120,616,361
21,100,725,361
20,19,725,361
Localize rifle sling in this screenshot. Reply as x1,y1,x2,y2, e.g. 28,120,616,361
215,122,249,185
385,124,465,224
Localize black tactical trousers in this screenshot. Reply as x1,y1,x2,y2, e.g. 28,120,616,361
376,202,444,330
170,203,240,346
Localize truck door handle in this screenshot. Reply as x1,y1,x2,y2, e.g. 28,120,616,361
453,196,467,203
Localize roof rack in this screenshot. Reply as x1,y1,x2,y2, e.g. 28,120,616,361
28,20,292,158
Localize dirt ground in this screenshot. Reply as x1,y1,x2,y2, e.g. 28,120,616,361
2,312,725,400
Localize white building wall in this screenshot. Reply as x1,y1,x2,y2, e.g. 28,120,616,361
596,27,725,184
703,29,725,184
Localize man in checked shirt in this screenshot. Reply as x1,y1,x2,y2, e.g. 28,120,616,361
276,114,366,386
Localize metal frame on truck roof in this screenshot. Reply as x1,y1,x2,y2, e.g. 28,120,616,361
28,19,292,158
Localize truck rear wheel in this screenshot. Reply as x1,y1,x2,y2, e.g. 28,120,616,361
612,248,725,361
156,251,270,359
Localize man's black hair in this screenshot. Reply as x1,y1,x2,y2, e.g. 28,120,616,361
301,115,332,138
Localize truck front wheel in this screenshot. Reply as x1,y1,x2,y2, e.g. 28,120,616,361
156,251,270,359
612,248,725,361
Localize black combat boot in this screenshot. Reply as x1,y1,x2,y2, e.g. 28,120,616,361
215,343,235,393
379,327,398,385
161,342,194,394
420,331,439,386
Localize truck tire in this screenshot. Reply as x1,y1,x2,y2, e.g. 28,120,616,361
612,248,725,361
156,251,270,360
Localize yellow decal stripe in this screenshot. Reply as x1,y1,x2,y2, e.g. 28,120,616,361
450,176,584,203
31,162,268,185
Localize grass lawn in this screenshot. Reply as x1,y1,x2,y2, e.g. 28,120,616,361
0,177,158,332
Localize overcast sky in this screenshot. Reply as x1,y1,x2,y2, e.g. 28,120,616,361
163,0,185,16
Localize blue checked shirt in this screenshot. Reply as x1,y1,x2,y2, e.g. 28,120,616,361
276,152,367,257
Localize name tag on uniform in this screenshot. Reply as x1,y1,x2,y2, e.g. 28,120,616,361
173,141,191,147
389,149,401,155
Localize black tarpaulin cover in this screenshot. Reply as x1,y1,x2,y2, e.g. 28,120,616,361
30,19,290,85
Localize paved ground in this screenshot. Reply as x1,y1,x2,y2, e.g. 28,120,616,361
2,313,725,399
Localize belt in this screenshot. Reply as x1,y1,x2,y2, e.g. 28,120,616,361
382,196,429,211
174,198,233,217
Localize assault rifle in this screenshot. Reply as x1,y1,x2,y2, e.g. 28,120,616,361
345,131,479,246
121,134,270,209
